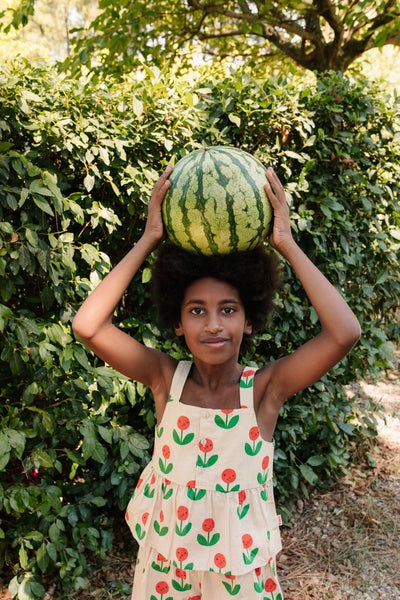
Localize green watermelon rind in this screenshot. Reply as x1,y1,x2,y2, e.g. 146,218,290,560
162,146,272,255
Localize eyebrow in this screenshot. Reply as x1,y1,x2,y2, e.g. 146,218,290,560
183,298,242,307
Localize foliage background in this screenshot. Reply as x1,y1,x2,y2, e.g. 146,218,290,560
0,56,399,599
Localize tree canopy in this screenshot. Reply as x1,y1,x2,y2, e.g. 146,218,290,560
3,0,399,75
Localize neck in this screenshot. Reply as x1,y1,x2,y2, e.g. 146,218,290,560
191,358,243,392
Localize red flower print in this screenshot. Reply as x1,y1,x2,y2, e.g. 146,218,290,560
249,426,260,440
221,468,236,484
214,553,227,569
177,505,189,520
242,369,255,378
188,597,201,600
176,568,186,579
238,490,246,505
262,456,270,470
225,574,236,580
157,553,168,562
198,438,213,453
165,479,171,485
142,512,149,525
136,478,143,488
155,581,169,594
151,474,156,484
159,510,164,522
265,578,277,592
176,547,188,561
202,518,215,532
125,509,129,521
177,416,190,430
255,567,261,577
162,445,170,459
221,409,233,414
242,533,253,549
186,480,195,488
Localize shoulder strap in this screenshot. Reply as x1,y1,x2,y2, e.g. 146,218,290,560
239,367,259,408
169,361,192,402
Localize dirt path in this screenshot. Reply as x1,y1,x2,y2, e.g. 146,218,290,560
278,353,400,600
1,357,399,600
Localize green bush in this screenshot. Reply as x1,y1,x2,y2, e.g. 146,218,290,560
0,59,399,598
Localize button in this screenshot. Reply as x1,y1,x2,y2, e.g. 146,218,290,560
200,438,207,446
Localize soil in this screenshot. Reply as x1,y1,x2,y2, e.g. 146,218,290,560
1,354,399,600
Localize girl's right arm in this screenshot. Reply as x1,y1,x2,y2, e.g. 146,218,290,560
72,166,176,407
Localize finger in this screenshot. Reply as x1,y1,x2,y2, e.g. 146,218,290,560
152,165,173,196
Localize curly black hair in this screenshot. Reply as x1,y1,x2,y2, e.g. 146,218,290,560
150,242,282,350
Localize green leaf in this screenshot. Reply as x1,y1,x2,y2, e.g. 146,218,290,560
299,464,318,485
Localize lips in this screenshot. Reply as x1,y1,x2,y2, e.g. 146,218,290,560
202,337,229,346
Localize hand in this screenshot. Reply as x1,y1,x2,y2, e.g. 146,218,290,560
264,167,294,252
144,165,172,245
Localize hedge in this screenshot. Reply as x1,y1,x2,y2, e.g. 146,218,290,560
0,59,399,598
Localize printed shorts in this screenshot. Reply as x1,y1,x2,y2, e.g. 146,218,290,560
131,546,284,600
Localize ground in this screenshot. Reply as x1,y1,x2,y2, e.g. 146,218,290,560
1,354,399,600
279,351,400,600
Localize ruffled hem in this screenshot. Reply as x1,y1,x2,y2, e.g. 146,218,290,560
126,462,282,576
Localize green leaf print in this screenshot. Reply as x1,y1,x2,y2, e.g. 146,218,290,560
144,483,155,498
154,520,169,536
243,547,259,565
172,580,192,592
187,487,206,501
245,440,262,456
214,414,239,429
156,426,164,438
260,487,269,501
173,430,195,445
196,454,219,468
175,522,192,536
257,471,268,485
135,523,146,540
159,457,173,475
151,560,170,574
197,532,220,546
237,504,250,520
222,581,241,595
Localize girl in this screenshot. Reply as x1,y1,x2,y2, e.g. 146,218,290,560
72,165,361,599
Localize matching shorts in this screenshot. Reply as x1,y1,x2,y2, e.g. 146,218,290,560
131,546,283,600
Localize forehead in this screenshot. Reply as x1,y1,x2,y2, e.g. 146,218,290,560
182,277,241,303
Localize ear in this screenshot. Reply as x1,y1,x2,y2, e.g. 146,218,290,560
174,322,184,336
244,320,252,335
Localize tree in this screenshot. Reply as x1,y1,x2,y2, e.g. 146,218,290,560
3,0,399,75
0,0,99,63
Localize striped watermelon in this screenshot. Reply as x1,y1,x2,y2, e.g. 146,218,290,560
162,146,272,255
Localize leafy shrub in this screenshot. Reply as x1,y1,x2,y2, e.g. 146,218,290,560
0,60,399,597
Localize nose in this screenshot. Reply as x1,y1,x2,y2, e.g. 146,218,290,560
204,312,223,333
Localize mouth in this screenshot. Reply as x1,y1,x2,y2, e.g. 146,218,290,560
202,337,229,347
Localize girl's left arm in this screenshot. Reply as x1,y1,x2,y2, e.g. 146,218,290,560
261,167,361,405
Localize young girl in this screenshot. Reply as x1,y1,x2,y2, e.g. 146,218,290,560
72,165,361,599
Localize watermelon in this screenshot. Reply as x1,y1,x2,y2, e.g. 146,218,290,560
162,146,272,255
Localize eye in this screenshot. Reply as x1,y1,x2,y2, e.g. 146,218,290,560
190,307,204,315
222,306,236,315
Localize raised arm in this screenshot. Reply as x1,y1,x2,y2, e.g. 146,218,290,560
258,168,361,414
72,166,176,396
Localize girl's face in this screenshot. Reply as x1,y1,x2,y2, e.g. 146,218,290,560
175,277,252,363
